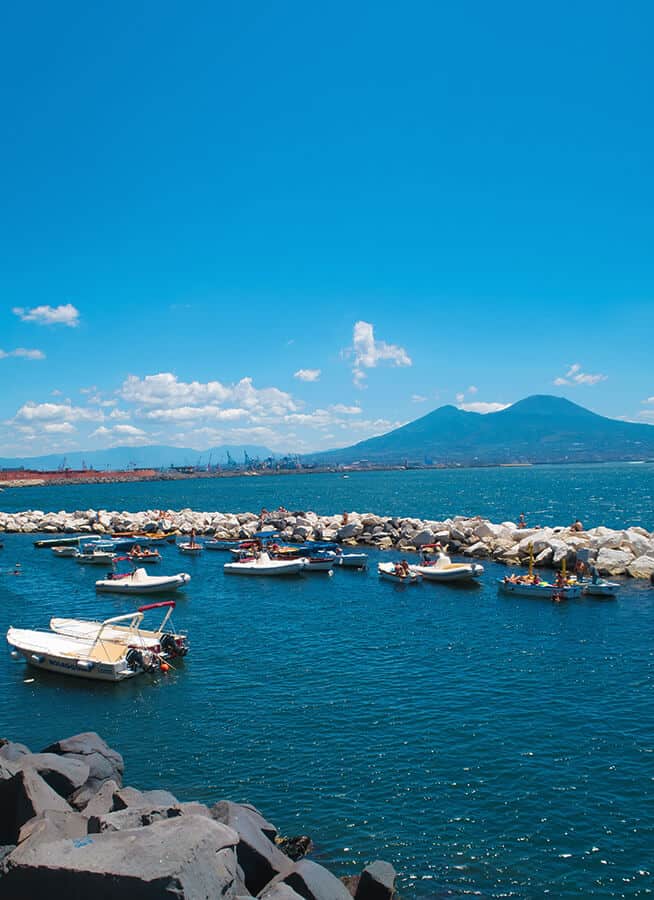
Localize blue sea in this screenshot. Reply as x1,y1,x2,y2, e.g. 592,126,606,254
1,464,653,897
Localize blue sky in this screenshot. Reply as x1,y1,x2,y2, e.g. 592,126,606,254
1,1,652,457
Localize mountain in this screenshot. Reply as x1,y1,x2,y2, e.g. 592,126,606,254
306,395,654,466
0,444,276,471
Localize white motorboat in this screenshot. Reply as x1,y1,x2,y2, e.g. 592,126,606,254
205,539,241,551
75,549,116,566
52,546,78,558
7,612,163,681
50,601,188,659
178,542,203,555
334,551,368,569
498,577,582,599
410,550,483,583
95,566,191,595
579,577,619,597
301,551,336,572
224,551,306,576
378,562,422,585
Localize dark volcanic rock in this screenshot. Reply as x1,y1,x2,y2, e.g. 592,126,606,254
18,810,89,845
1,815,239,899
88,802,211,834
259,884,306,900
272,859,353,900
81,779,120,817
0,769,71,845
42,732,124,808
0,741,31,763
15,753,89,799
211,800,292,895
354,861,397,900
112,787,179,811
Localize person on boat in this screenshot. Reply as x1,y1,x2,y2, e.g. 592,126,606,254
590,563,599,585
518,513,527,529
189,529,197,548
394,562,404,577
555,571,565,588
401,560,410,574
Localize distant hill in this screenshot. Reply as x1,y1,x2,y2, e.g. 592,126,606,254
305,395,654,466
0,444,276,471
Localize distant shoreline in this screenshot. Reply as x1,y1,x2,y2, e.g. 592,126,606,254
0,458,651,489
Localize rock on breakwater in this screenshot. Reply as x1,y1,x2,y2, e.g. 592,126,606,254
0,731,398,899
3,507,654,579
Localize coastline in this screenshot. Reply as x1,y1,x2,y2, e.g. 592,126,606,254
4,506,653,579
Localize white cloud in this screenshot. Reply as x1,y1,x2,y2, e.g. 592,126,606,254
455,392,465,403
13,303,80,327
554,363,607,387
0,348,45,360
347,321,412,386
330,404,361,415
458,401,510,414
142,406,248,423
12,402,103,424
644,397,654,405
43,422,76,434
468,385,478,394
119,373,296,416
411,394,427,403
89,424,148,446
294,368,321,382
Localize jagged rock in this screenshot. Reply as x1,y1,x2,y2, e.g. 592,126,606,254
535,547,553,566
627,555,654,578
337,523,362,540
259,884,305,900
0,814,238,899
81,779,120,817
271,859,352,900
43,732,124,808
623,530,654,557
18,810,89,845
0,769,72,844
112,787,179,811
210,800,291,895
0,741,31,763
411,529,435,547
13,754,90,799
463,541,488,557
596,547,634,575
88,801,211,833
354,860,397,900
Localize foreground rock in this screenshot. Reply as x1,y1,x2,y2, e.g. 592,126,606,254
0,731,398,899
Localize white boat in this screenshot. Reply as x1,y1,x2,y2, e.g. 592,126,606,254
334,551,368,569
498,578,582,599
52,546,78,558
378,562,422,585
224,551,306,576
6,612,163,681
579,578,620,597
178,542,203,555
50,601,188,659
302,555,336,572
410,550,483,582
205,539,241,551
95,566,191,595
74,550,116,565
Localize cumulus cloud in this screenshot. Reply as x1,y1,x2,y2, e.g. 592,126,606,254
330,404,361,415
13,303,80,327
294,368,321,382
12,402,104,424
458,401,511,414
411,394,427,403
0,348,45,360
43,422,76,434
89,424,148,445
346,321,411,387
119,373,296,417
142,406,248,423
554,363,607,387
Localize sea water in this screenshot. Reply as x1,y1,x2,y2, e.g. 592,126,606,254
0,464,653,897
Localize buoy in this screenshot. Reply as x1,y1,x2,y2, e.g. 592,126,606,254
160,662,170,673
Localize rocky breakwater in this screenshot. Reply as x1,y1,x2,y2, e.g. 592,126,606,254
3,506,654,579
0,731,398,899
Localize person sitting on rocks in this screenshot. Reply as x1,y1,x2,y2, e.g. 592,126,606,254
518,513,527,529
571,519,584,532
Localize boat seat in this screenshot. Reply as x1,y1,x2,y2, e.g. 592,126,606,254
88,640,127,663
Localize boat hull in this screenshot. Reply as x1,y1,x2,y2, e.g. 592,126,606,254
498,579,583,599
224,561,305,576
378,564,421,585
411,564,483,582
6,629,137,681
95,571,191,594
